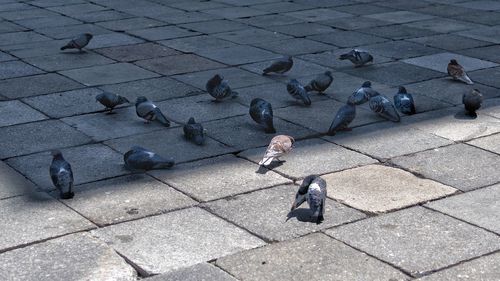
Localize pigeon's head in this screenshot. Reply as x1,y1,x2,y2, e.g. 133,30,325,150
187,117,196,124
51,150,63,159
84,33,93,40
135,96,148,105
450,59,458,65
398,86,407,93
324,70,333,77
362,81,372,88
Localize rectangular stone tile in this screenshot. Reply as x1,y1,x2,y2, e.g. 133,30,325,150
148,263,237,281
318,16,393,30
453,0,500,11
202,6,270,19
0,73,83,99
0,8,59,21
96,17,166,31
403,53,498,73
413,3,477,17
213,28,292,45
29,0,85,7
168,0,230,11
150,10,221,25
236,14,304,27
359,41,441,59
240,58,330,83
0,100,47,127
0,51,14,62
450,11,500,26
372,0,430,9
88,33,144,49
469,66,500,88
14,15,82,29
365,11,434,23
0,60,44,80
408,34,491,52
481,98,500,119
0,20,26,33
334,3,398,15
468,133,500,155
459,45,500,64
284,8,352,22
0,193,94,251
216,233,409,281
456,26,500,44
160,35,238,54
36,24,111,40
0,160,36,199
391,144,500,191
4,39,69,58
267,22,334,37
357,25,439,40
217,0,282,5
128,25,200,41
48,3,107,16
327,207,500,277
205,184,365,241
95,43,180,62
92,207,265,275
250,2,309,13
135,54,224,76
0,31,50,46
24,52,115,72
59,63,159,86
196,45,278,66
0,233,136,281
404,18,487,33
252,38,334,56
307,30,387,48
70,10,133,23
179,19,248,34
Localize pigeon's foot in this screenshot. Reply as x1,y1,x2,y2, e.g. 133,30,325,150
60,191,74,200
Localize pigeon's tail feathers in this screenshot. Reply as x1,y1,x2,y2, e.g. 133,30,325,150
231,90,239,98
154,108,170,127
462,74,474,85
259,156,274,166
60,45,69,50
302,95,312,106
339,53,350,60
154,159,175,169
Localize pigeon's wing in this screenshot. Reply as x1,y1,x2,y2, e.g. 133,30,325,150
72,34,90,48
259,141,285,166
153,108,170,126
447,64,463,79
263,59,289,74
348,88,369,105
50,160,73,190
136,101,156,119
328,104,355,134
287,82,311,105
370,96,400,122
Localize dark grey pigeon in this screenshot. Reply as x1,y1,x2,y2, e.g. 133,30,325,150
183,117,205,145
463,89,483,117
263,55,293,75
287,79,311,106
96,92,130,113
290,175,327,224
50,150,74,199
339,49,373,67
348,81,380,105
305,71,333,94
124,146,174,171
393,86,416,115
135,96,170,126
369,94,400,122
60,33,93,51
250,98,276,134
205,74,238,101
327,100,356,136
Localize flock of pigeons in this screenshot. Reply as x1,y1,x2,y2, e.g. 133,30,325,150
50,33,483,224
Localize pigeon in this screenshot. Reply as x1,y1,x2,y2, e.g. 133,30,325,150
304,71,333,94
287,79,311,106
205,74,238,101
348,81,380,105
124,146,175,171
447,59,473,85
339,49,373,67
95,92,130,113
263,55,293,75
183,117,205,145
290,175,327,224
259,135,294,166
369,94,400,122
250,98,276,134
135,96,170,126
327,100,356,136
463,89,483,117
60,33,93,51
50,150,74,199
393,86,416,115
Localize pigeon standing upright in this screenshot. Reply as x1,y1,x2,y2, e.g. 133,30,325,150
447,59,473,85
287,79,311,106
290,175,327,224
135,96,170,126
60,33,93,52
369,94,400,122
50,150,74,199
339,49,373,67
249,98,276,134
124,146,175,171
348,81,380,105
393,86,416,115
304,71,333,94
463,89,483,117
205,74,238,101
259,135,294,166
327,100,356,136
183,117,205,145
262,55,293,75
95,92,130,113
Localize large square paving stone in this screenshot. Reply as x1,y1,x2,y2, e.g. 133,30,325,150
323,165,456,213
204,184,365,241
91,207,265,275
135,54,224,76
365,11,434,23
408,34,491,52
0,160,36,199
307,30,387,48
0,60,44,80
127,25,200,41
148,263,236,281
403,53,498,73
468,133,500,155
252,38,333,56
59,63,159,86
160,35,238,54
469,66,500,88
0,233,136,281
213,28,292,45
458,45,500,64
0,73,83,99
179,19,249,34
94,43,180,62
23,52,115,72
391,144,500,191
326,206,500,277
216,233,408,281
0,100,47,127
284,8,352,22
150,154,290,202
404,18,486,34
196,45,279,66
457,26,500,44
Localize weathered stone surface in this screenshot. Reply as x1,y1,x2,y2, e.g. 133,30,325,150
96,17,166,31
0,160,36,199
468,133,500,155
359,41,441,59
457,26,500,44
357,25,439,40
24,52,115,72
95,43,180,62
284,8,352,22
213,27,292,45
307,30,387,48
59,63,159,86
0,100,47,127
366,11,434,23
160,35,238,53
0,31,50,46
408,34,491,51
236,13,304,28
252,38,333,56
85,33,144,49
36,23,111,39
403,53,498,73
0,73,83,99
202,6,269,19
148,263,237,281
240,58,330,82
469,66,500,88
128,25,200,41
0,60,44,80
405,18,485,33
267,22,334,37
135,54,224,76
196,45,279,65
459,45,500,63
179,19,248,34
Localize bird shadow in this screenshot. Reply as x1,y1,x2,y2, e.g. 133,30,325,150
454,111,477,120
61,50,88,55
255,160,285,174
285,208,317,223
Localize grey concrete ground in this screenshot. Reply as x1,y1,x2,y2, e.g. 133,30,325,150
0,0,499,280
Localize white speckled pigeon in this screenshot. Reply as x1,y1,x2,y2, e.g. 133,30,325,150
305,71,333,94
183,117,205,145
124,146,174,171
205,74,238,101
259,135,294,166
291,175,327,224
463,89,483,117
250,98,276,134
60,33,93,51
348,81,380,105
135,96,170,126
262,55,293,75
339,49,373,67
327,100,356,136
50,150,74,199
393,86,416,115
96,92,130,113
369,94,400,122
287,79,311,106
448,59,473,85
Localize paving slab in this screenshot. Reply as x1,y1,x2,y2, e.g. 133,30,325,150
250,2,309,13
168,0,230,11
0,72,82,99
35,23,111,40
404,18,487,33
47,3,107,16
91,207,265,275
391,143,500,191
298,50,393,72
202,6,270,19
0,60,44,80
135,54,225,76
216,233,409,281
459,45,500,64
0,100,47,127
236,14,304,28
456,26,500,44
334,3,398,16
468,133,500,155
284,8,352,22
4,39,70,58
358,41,441,59
213,28,292,45
0,160,36,199
450,10,500,26
0,233,136,281
24,52,115,72
318,16,393,30
326,206,500,277
95,43,180,62
0,31,51,46
469,66,500,88
266,22,334,37
0,20,26,33
0,193,94,251
204,184,365,241
403,53,498,73
14,15,82,29
87,33,144,49
0,8,59,21
252,38,334,56
194,45,278,66
59,63,159,86
150,10,222,25
148,263,237,281
96,17,166,31
365,11,434,23
127,25,200,41
453,0,500,11
0,51,14,62
413,3,477,17
307,30,387,48
160,35,238,54
408,34,491,52
357,25,439,40
481,98,500,119
71,10,133,23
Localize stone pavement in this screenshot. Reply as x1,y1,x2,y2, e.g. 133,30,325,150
0,0,499,280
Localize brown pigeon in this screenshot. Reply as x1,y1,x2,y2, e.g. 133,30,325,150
259,135,294,166
447,59,473,85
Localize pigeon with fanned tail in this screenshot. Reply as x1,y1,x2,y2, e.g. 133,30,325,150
205,74,238,101
262,56,293,75
393,86,416,115
339,49,373,67
287,79,311,106
50,150,74,199
135,96,170,126
124,146,174,171
305,71,333,94
369,95,400,122
290,175,327,224
60,33,93,52
447,59,473,85
250,98,276,134
348,81,380,105
327,101,356,136
96,92,130,113
183,117,205,145
463,89,482,117
259,135,294,166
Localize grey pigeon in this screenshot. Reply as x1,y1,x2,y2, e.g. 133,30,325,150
50,150,74,199
135,96,170,126
263,55,293,75
205,74,238,101
291,175,327,224
305,71,333,94
463,89,483,117
124,146,174,171
394,86,416,115
327,100,356,136
448,59,473,85
348,81,380,105
250,98,276,134
339,49,373,67
183,117,205,145
287,79,311,106
96,92,130,113
60,33,93,51
369,94,400,122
